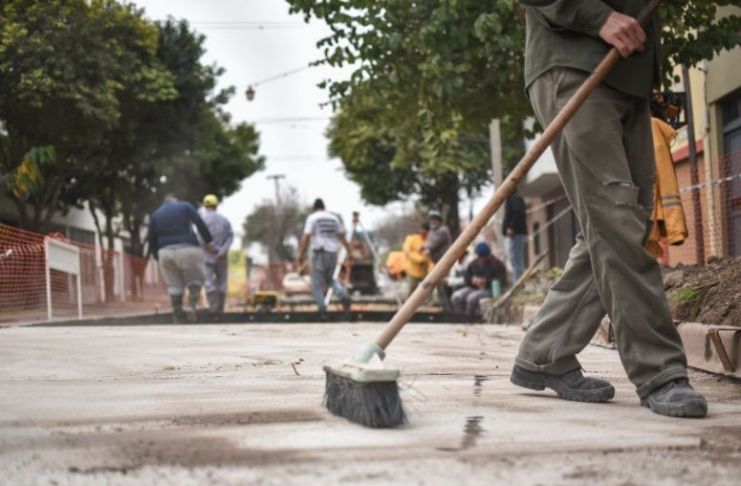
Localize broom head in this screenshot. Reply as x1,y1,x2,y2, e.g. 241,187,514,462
323,359,405,428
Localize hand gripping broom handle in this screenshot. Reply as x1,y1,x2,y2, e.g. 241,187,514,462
374,0,663,351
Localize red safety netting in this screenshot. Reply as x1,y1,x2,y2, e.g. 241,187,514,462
0,223,170,324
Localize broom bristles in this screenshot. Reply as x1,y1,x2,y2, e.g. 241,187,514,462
324,371,405,428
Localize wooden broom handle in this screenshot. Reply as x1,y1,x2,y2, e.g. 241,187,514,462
375,0,663,350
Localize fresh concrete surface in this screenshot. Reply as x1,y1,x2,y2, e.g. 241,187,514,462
0,323,740,485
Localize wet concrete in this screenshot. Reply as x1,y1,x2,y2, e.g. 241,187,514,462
0,323,740,485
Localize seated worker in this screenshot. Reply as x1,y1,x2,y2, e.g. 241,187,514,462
446,246,473,293
452,242,506,316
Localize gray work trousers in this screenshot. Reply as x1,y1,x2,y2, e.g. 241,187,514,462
204,257,228,294
158,245,204,296
310,250,348,311
516,68,687,398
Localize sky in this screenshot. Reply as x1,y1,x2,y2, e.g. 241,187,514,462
134,0,414,252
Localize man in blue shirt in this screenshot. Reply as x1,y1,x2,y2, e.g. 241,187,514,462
148,195,214,323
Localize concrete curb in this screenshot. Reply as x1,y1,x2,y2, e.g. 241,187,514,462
677,322,740,379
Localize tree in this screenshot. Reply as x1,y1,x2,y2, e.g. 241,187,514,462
287,0,530,234
660,2,741,84
0,0,175,230
243,187,311,263
63,18,265,300
288,0,740,234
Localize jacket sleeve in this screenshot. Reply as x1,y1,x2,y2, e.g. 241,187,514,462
189,206,213,243
404,238,428,265
422,231,439,252
518,0,613,37
502,198,513,234
220,219,234,255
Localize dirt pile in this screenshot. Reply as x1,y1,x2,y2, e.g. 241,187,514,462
664,257,741,326
496,258,739,326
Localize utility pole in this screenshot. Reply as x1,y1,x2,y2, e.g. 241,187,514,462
266,174,286,271
490,119,504,236
266,174,285,206
682,65,705,264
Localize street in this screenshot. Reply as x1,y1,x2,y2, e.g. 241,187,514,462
1,323,740,485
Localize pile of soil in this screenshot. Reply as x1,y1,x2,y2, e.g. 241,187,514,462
664,257,741,327
495,257,739,326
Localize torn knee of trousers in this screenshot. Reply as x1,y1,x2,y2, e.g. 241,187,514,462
603,181,640,207
601,181,652,243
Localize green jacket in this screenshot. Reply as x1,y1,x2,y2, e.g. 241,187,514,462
519,0,661,98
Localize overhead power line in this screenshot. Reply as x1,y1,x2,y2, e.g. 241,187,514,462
252,65,314,87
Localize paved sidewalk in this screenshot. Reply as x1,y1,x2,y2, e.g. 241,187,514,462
0,323,739,485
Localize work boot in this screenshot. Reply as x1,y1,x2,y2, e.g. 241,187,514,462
218,292,226,313
340,296,352,321
510,365,615,403
170,294,185,323
185,285,201,323
206,291,220,314
641,379,707,418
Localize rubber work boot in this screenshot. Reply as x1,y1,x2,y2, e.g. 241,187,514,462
170,294,186,324
206,291,220,314
218,292,226,313
341,296,352,321
185,285,200,323
510,365,615,402
641,379,707,418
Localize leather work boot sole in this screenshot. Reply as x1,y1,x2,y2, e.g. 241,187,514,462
640,379,707,418
511,365,615,403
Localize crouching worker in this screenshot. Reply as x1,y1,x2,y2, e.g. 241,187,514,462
200,194,233,317
452,242,506,317
148,194,214,323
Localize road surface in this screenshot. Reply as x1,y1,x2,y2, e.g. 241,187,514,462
1,323,740,485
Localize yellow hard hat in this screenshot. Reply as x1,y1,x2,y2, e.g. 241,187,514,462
203,194,219,207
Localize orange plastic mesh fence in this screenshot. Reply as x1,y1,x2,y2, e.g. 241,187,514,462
0,223,170,323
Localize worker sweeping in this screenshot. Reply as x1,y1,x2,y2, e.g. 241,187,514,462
199,194,234,317
322,0,690,429
511,0,706,418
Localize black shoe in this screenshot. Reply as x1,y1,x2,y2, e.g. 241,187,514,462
341,296,351,312
511,365,615,403
172,309,186,324
641,379,707,418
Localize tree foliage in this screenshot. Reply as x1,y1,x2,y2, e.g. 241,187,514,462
1,0,174,229
242,188,311,262
288,0,740,233
0,3,264,238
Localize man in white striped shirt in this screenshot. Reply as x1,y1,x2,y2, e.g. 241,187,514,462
296,198,352,313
